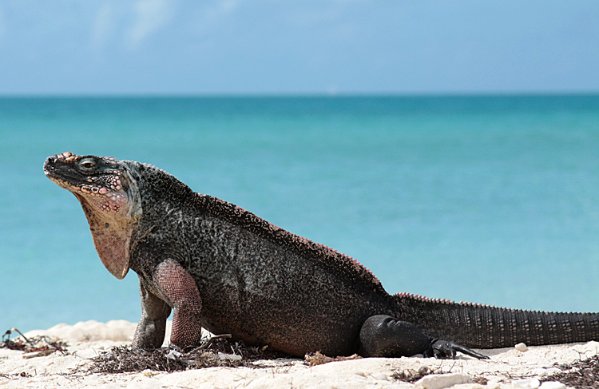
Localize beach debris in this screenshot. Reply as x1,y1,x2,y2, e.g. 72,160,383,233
304,351,361,366
165,347,182,361
0,327,67,358
90,334,290,373
515,342,529,352
540,354,598,388
392,364,482,386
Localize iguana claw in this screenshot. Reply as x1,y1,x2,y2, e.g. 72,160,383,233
424,339,490,360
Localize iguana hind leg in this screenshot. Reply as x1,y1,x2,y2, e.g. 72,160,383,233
358,315,489,359
133,259,203,349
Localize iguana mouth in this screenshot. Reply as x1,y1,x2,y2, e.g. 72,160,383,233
44,152,79,188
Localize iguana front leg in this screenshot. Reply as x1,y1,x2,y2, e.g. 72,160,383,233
133,278,171,349
133,259,203,349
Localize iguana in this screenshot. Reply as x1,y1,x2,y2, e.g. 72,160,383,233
44,152,599,359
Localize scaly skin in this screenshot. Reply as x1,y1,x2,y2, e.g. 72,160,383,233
44,152,599,359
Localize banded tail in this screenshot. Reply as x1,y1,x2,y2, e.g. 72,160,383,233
395,293,599,348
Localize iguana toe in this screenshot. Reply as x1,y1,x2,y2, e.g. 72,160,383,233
425,339,490,360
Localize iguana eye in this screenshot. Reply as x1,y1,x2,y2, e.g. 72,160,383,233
79,158,96,170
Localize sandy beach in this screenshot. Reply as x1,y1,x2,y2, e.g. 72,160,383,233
1,321,597,388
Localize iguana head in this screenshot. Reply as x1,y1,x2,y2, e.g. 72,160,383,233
44,152,142,279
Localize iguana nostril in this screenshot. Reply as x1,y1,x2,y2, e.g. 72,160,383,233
44,156,56,170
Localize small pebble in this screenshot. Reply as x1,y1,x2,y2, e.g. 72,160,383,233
415,373,471,389
515,342,528,352
217,352,242,361
539,382,566,389
512,378,540,388
485,379,501,389
370,372,389,381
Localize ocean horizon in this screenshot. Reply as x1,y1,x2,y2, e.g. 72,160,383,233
1,94,598,332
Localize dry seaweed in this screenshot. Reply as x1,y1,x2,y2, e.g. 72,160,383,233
0,327,67,358
90,335,291,373
392,366,435,383
304,351,361,366
541,355,599,389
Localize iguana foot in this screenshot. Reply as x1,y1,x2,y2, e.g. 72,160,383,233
359,315,489,359
424,339,489,360
359,315,435,358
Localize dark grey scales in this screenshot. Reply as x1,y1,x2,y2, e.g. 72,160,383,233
44,152,599,360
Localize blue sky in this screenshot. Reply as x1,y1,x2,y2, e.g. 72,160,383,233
0,0,598,94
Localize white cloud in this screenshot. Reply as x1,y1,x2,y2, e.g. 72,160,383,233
219,0,239,14
127,0,174,48
191,0,240,37
0,7,5,40
200,0,240,22
91,2,116,48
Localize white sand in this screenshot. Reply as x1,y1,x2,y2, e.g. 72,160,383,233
1,321,597,389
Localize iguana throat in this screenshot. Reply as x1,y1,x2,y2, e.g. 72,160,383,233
44,152,142,279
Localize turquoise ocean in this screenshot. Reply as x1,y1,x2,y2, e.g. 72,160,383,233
1,95,599,332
